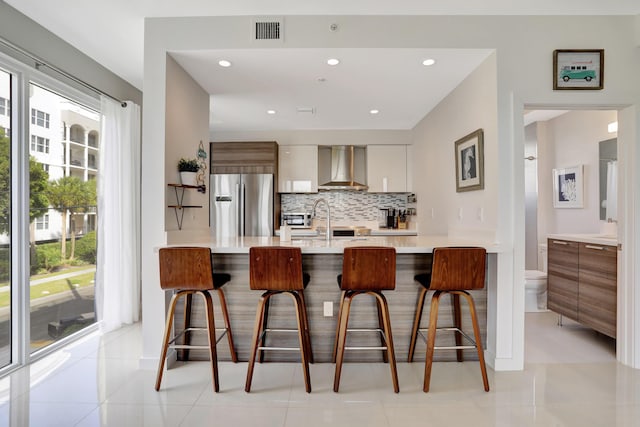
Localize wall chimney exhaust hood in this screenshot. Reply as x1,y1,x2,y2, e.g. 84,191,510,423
318,145,368,191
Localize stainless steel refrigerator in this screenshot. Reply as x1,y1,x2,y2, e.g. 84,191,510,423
211,174,274,238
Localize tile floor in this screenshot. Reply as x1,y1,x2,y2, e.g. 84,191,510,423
0,311,637,426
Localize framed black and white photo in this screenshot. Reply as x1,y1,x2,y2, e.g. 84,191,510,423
553,165,584,208
455,129,484,192
553,49,604,90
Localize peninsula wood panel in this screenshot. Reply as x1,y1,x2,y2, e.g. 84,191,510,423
578,243,617,338
547,239,579,320
170,252,488,363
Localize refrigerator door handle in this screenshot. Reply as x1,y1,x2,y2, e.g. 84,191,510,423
239,182,245,236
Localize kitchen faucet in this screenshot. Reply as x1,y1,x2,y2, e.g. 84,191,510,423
312,198,331,241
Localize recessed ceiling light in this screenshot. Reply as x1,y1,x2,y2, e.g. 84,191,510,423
266,109,276,115
422,58,436,66
327,58,340,66
218,60,232,67
369,109,380,115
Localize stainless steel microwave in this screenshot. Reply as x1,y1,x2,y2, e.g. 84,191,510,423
282,212,312,228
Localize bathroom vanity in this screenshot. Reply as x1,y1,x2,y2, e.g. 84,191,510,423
547,234,617,338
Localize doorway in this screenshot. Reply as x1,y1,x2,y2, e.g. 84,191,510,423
523,108,618,364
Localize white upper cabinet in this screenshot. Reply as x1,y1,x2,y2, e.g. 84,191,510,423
366,145,408,192
278,145,318,192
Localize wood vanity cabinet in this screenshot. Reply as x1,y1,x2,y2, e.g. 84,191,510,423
547,238,617,338
578,243,617,338
547,239,579,320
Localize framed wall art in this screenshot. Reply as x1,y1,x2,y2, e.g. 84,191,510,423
553,49,604,90
454,129,484,192
553,165,584,208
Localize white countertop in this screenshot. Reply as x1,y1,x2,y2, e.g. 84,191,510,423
275,228,417,237
163,235,503,254
547,233,618,246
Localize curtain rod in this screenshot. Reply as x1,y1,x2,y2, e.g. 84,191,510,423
0,37,127,107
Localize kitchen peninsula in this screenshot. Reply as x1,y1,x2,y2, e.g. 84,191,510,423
164,234,501,363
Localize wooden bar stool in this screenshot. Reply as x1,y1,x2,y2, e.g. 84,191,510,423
333,246,399,393
245,246,313,393
407,247,490,392
155,247,237,393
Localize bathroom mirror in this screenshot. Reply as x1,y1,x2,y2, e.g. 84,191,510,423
599,138,617,220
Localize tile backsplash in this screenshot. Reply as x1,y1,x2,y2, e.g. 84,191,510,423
281,191,409,222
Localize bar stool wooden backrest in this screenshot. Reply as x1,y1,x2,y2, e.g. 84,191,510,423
246,246,312,393
249,246,304,291
333,246,399,393
341,246,396,291
429,247,486,291
159,247,214,291
408,246,490,393
155,246,237,394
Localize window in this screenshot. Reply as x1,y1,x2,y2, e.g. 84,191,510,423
88,131,98,148
35,214,49,230
0,69,11,369
31,108,50,128
29,83,100,355
0,96,9,116
70,124,85,143
30,135,50,153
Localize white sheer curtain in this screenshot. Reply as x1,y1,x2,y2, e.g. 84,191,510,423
96,97,141,332
606,160,618,221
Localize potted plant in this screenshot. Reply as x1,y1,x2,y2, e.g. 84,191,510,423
178,158,199,186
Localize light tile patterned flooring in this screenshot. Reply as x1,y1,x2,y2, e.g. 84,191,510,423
1,311,637,426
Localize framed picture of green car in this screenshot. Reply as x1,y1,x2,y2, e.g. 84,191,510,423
553,49,604,90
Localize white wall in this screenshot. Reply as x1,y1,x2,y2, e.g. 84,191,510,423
142,14,640,371
538,110,618,238
412,53,498,239
165,55,210,232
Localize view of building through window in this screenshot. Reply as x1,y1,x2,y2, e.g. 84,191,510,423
0,78,99,362
27,84,99,353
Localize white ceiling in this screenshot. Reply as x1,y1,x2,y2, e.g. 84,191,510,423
171,48,492,131
5,1,639,132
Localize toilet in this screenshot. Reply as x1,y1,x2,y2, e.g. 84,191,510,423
524,244,548,312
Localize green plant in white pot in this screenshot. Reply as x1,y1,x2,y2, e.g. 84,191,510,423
178,158,199,186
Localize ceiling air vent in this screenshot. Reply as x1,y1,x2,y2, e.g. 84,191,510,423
252,17,284,42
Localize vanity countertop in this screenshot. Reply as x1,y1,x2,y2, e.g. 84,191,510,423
547,233,618,246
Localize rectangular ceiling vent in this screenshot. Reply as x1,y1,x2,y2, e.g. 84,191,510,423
252,17,284,42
